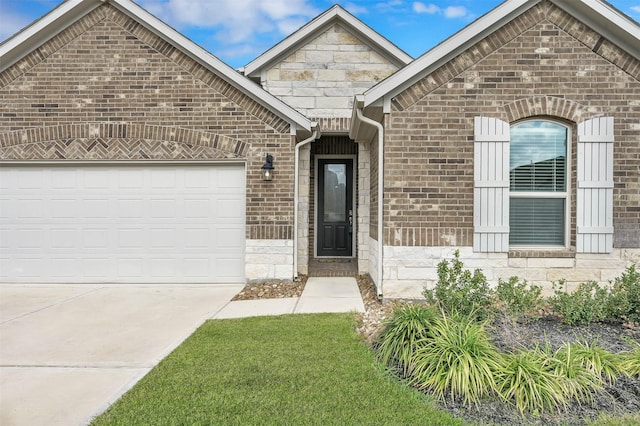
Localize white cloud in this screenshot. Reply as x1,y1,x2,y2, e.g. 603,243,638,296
413,2,440,14
443,5,468,19
141,0,318,43
344,2,369,16
631,5,640,13
413,2,470,19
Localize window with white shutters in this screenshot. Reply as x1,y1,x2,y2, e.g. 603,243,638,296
473,116,510,253
473,116,614,254
577,117,614,253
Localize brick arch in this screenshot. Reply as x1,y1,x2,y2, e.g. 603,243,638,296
0,123,250,160
503,96,596,124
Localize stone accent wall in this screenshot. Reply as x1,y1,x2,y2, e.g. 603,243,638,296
246,239,293,280
383,0,640,250
0,3,298,245
357,141,371,274
296,144,311,276
383,246,640,299
262,23,400,118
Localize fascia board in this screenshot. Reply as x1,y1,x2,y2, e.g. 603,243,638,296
362,0,533,107
109,0,313,133
0,0,94,71
551,0,640,58
0,0,312,134
363,0,639,108
243,5,412,78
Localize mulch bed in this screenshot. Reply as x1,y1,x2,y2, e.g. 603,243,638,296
231,275,640,425
231,275,308,300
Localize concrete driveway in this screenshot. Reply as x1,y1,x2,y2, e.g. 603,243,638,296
0,283,243,426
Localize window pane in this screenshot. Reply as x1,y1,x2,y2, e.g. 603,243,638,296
323,164,346,222
510,198,565,246
510,122,567,192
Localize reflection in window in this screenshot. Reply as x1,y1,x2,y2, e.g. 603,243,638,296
323,164,346,222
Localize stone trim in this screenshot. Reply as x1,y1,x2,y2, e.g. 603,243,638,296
382,246,640,299
392,1,639,112
0,123,249,160
0,4,290,135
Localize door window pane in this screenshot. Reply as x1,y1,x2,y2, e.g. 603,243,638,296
323,164,346,222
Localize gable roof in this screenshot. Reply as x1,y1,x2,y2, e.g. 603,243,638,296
241,4,413,80
0,0,316,138
360,0,640,110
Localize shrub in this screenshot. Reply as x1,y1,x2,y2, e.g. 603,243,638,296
548,280,609,325
410,311,502,405
607,265,640,324
496,276,543,319
376,304,437,375
495,347,567,415
423,250,494,320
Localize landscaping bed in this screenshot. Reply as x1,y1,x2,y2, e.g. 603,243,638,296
228,266,640,425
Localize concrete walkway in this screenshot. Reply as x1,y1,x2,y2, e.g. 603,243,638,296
213,277,364,319
0,277,364,425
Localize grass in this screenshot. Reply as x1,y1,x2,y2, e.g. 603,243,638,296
91,313,462,425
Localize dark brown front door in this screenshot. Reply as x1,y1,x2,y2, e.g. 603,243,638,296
317,159,353,257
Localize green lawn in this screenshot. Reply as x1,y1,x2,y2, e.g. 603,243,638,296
91,313,463,425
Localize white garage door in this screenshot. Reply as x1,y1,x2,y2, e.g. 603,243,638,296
0,164,245,283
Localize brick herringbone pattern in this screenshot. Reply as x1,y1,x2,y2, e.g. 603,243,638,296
0,138,234,160
0,123,249,160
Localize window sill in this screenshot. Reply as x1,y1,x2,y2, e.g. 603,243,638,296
508,249,575,258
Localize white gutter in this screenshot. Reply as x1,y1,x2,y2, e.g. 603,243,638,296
355,107,384,299
293,127,319,279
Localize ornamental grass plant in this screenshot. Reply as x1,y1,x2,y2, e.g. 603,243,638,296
376,304,437,375
409,311,502,405
570,340,622,385
551,342,604,405
495,347,567,415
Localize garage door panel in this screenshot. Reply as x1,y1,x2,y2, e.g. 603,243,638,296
49,258,76,278
218,227,244,249
216,258,244,278
0,165,245,283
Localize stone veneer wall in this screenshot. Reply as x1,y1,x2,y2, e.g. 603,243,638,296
383,246,640,299
262,23,400,118
246,239,294,281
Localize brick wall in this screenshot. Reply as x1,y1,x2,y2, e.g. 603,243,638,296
384,1,640,249
0,4,297,241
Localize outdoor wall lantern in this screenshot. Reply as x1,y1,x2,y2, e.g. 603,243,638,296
261,154,274,182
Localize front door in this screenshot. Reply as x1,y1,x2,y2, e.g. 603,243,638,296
317,159,353,257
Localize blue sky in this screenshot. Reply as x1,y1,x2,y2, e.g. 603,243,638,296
1,0,638,69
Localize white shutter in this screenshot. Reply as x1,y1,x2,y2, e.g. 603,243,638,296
577,116,614,253
473,116,510,252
